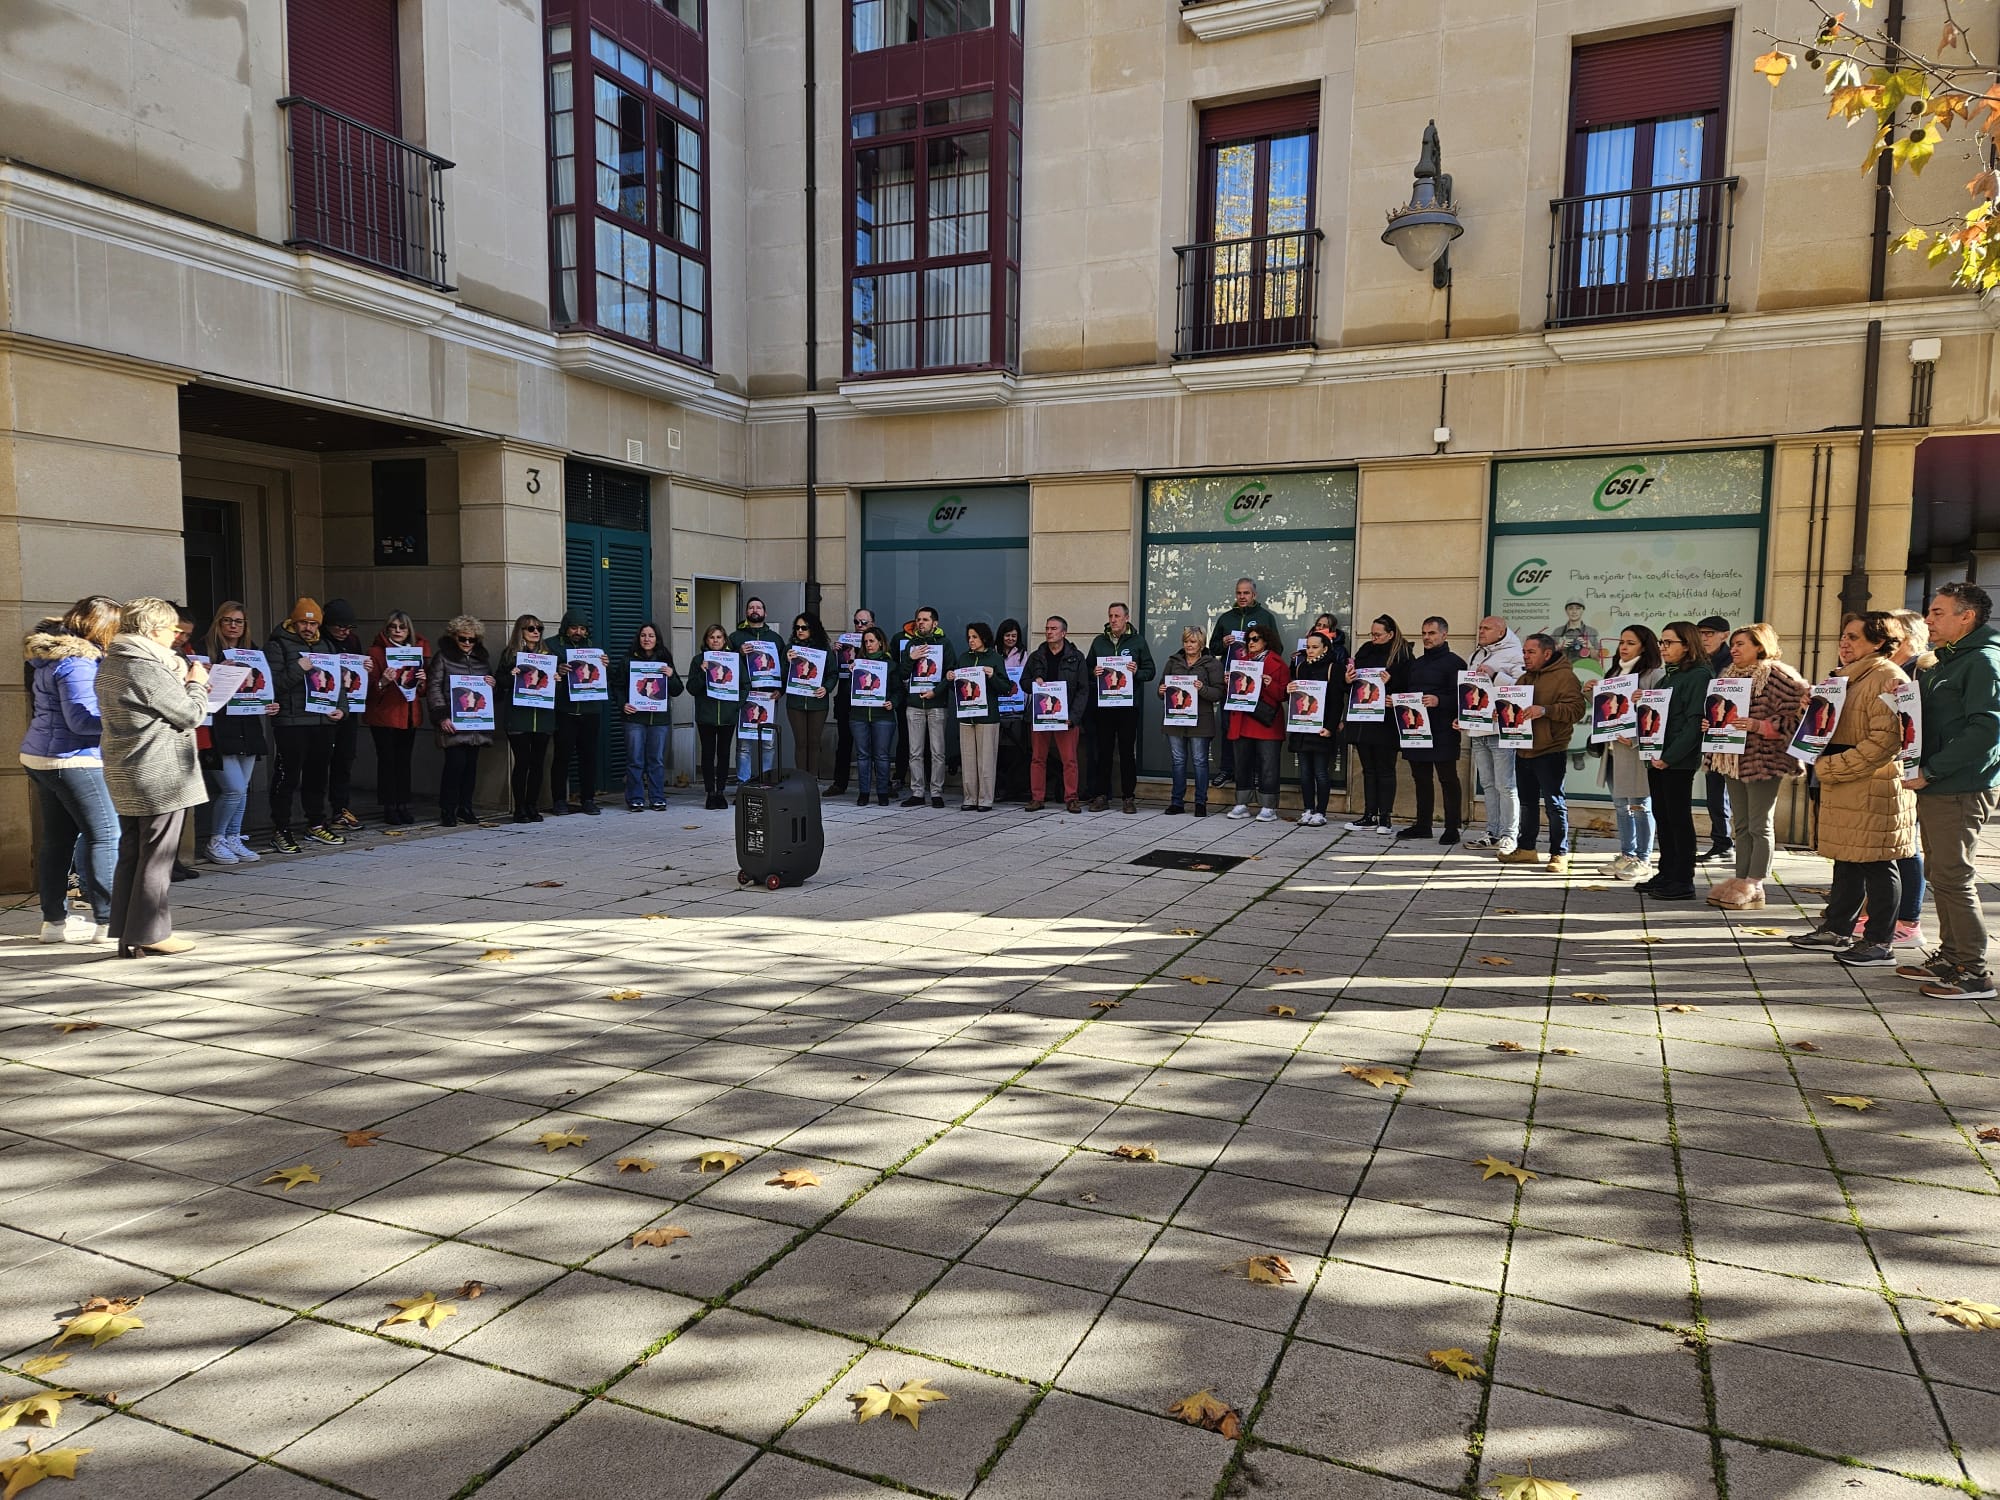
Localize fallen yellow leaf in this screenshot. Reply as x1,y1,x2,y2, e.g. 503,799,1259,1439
1427,1347,1486,1380
0,1444,91,1498
51,1297,143,1351
52,1022,99,1035
0,1390,80,1432
536,1131,589,1152
848,1376,949,1427
479,948,514,962
261,1164,320,1193
1166,1388,1242,1437
1550,1047,1580,1057
1266,1004,1298,1017
1744,927,1784,937
1112,1144,1158,1162
1173,928,1202,937
1493,1470,1584,1500
632,1226,692,1248
348,937,389,947
525,880,564,888
641,913,672,920
1931,1298,2000,1330
381,1292,457,1332
1570,991,1610,1004
13,1358,68,1379
1788,1040,1820,1052
456,1281,490,1299
1477,955,1514,967
1271,966,1304,976
1493,907,1520,915
1474,1155,1535,1186
615,1157,657,1174
1977,1125,2000,1144
1826,1095,1875,1112
1489,1040,1527,1053
1089,999,1122,1011
695,1150,744,1174
1660,1004,1701,1013
1181,974,1221,985
768,1168,821,1190
608,989,644,1002
1244,1254,1295,1286
339,1130,383,1149
1342,1065,1410,1090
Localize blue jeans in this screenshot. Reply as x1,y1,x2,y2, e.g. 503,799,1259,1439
24,762,117,923
854,718,895,796
1515,753,1569,855
624,719,668,805
736,728,776,784
1469,735,1517,842
1897,853,1925,924
1297,747,1332,814
212,754,256,840
1167,734,1209,808
1613,794,1654,859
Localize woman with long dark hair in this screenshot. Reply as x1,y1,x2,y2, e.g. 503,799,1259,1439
1342,614,1413,834
1598,623,1664,880
995,617,1029,802
785,611,833,778
499,614,552,822
363,609,428,826
201,600,277,862
620,621,680,810
685,623,735,810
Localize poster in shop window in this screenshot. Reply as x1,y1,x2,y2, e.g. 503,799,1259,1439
1163,673,1201,729
511,651,557,711
565,647,609,703
952,666,989,719
1288,679,1329,734
1494,685,1536,748
701,650,741,702
303,653,343,715
385,645,425,703
1883,681,1922,783
629,661,670,710
1788,678,1847,767
1224,656,1265,714
849,658,889,709
1031,679,1070,730
1391,692,1433,750
1094,654,1135,709
222,648,273,716
1635,688,1673,752
1700,677,1753,756
787,646,828,698
743,639,782,691
1589,673,1639,744
1346,667,1387,723
449,676,495,732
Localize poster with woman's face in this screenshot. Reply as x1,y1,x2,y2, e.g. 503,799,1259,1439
1391,692,1433,750
449,675,495,731
1493,685,1536,747
786,646,827,696
303,653,342,715
1345,667,1387,722
701,650,741,701
222,648,273,715
1031,679,1070,730
1700,678,1752,755
850,658,889,708
1635,688,1672,752
512,651,557,711
1224,656,1265,715
1589,673,1639,744
565,647,609,702
952,666,989,719
1163,674,1199,728
743,639,781,689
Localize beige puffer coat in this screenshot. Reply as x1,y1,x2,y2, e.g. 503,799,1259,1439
1814,652,1916,864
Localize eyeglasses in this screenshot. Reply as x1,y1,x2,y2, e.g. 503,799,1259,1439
219,617,245,626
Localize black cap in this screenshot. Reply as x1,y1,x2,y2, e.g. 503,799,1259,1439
324,597,357,628
1697,615,1730,633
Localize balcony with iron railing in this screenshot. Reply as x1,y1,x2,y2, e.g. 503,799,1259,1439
1173,228,1323,359
279,96,455,292
1547,176,1738,329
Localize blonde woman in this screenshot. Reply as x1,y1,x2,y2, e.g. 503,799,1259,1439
424,615,495,826
1704,623,1807,910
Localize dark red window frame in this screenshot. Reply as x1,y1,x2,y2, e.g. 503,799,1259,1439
844,2,1024,379
544,0,711,368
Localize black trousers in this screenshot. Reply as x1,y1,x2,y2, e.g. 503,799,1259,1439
440,744,481,816
551,714,599,805
270,723,333,830
1409,759,1462,831
1088,709,1140,800
831,697,853,787
371,726,417,810
1355,742,1399,820
110,808,184,949
997,716,1030,801
328,713,360,813
1704,768,1732,845
1826,859,1900,945
1648,766,1698,888
698,722,728,796
508,732,549,815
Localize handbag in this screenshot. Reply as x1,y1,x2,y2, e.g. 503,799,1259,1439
1252,697,1280,727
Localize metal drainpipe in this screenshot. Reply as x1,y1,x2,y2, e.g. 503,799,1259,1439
802,0,822,618
1840,0,1905,616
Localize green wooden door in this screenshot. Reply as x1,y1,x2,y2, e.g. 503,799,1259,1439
563,463,654,789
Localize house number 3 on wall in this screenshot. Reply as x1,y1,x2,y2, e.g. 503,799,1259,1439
525,467,542,495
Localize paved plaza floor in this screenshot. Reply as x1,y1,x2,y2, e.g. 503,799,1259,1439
2,796,1998,1499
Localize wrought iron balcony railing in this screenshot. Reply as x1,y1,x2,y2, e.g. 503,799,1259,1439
279,96,454,291
1547,176,1738,329
1173,228,1323,358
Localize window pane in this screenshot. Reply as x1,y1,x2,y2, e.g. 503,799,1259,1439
550,23,571,53
683,258,705,308
552,213,577,322
852,272,918,371
852,0,919,51
926,0,991,37
852,104,918,138
1266,132,1312,235
1208,142,1255,241
655,0,701,31
1648,115,1706,281
1579,125,1635,288
854,143,917,265
923,260,989,366
549,62,575,207
923,91,992,127
681,308,704,356
926,131,989,257
595,78,647,220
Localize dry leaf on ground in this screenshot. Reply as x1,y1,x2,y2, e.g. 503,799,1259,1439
13,1360,68,1380
1744,927,1784,937
1931,1299,2000,1330
536,1131,589,1152
348,937,389,948
683,823,700,829
0,1391,80,1432
1427,1347,1486,1380
1113,1144,1158,1162
849,1377,948,1428
1977,1125,2000,1143
1571,991,1611,1004
1788,1040,1821,1052
1636,936,1664,945
608,989,644,1002
694,1150,744,1174
52,1022,98,1035
1089,999,1122,1011
632,1226,692,1248
1474,1155,1536,1186
768,1168,821,1189
51,1298,143,1351
1489,1041,1527,1053
1181,974,1221,985
1271,966,1304,976
1493,907,1520,915
456,1281,490,1299
1243,1254,1296,1286
381,1292,457,1332
0,1444,91,1497
615,1157,657,1174
1826,1095,1876,1112
641,913,672,920
1477,956,1514,967
1074,1191,1100,1203
1266,1004,1298,1017
1173,927,1201,937
479,948,513,962
1166,1389,1242,1437
525,880,564,888
1343,1065,1410,1090
1550,1047,1580,1057
1660,1004,1701,1013
261,1164,320,1193
339,1130,383,1149
1492,1471,1583,1500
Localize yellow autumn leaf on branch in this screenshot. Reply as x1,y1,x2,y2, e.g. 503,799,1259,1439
1753,48,1794,85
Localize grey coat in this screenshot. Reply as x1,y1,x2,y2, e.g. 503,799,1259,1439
1158,650,1225,738
97,634,209,817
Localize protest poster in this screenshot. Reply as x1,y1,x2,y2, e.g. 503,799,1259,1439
836,632,863,679
739,691,777,732
448,676,495,731
1094,654,1135,709
1288,679,1329,734
952,666,989,718
1788,678,1848,767
1635,688,1673,753
385,644,424,702
1589,672,1640,744
303,653,342,715
743,638,782,690
1700,677,1753,755
1494,685,1536,748
1224,656,1265,714
786,645,828,697
203,660,251,716
907,642,944,694
998,659,1026,716
1163,673,1201,728
1457,671,1495,733
339,653,370,707
1392,692,1433,750
1346,667,1388,723
1883,680,1922,783
850,657,889,709
701,650,741,702
629,660,670,709
511,651,557,711
222,648,273,716
566,647,609,703
1031,679,1070,730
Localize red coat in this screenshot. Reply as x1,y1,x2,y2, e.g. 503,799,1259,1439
1227,652,1291,741
363,631,430,730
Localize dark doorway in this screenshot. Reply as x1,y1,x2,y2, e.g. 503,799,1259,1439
182,498,244,628
564,461,655,788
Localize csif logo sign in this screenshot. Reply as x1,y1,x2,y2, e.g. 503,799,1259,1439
1593,463,1658,513
927,498,968,534
1224,479,1274,524
1506,558,1552,597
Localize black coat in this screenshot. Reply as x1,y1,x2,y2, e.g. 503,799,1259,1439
1402,644,1468,763
1341,639,1408,749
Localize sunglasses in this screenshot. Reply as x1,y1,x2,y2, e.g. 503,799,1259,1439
452,634,476,644
523,625,543,633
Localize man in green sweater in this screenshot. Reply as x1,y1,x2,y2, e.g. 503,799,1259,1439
729,597,785,787
1901,582,2000,999
1085,602,1155,813
899,605,956,807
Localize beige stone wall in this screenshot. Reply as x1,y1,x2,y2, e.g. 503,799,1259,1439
1028,476,1136,631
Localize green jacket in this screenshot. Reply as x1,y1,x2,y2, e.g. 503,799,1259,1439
848,650,899,724
1919,622,2000,795
685,652,738,728
1087,624,1155,709
955,647,1004,723
898,626,956,705
1656,659,1714,771
498,648,554,735
1209,604,1280,660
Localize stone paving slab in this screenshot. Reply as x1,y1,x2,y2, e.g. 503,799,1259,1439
6,798,2000,1498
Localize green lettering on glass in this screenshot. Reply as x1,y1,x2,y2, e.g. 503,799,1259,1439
1506,558,1552,597
1224,480,1273,525
1593,464,1658,512
928,499,967,534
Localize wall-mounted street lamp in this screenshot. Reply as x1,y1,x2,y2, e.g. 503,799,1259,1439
1381,120,1463,290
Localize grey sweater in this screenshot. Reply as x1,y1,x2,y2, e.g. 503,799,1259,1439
96,634,209,817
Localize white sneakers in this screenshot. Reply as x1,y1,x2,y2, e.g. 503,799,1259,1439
1613,859,1653,882
230,835,261,863
1297,811,1326,827
205,835,262,865
39,921,68,944
1227,805,1252,820
41,918,109,944
1256,807,1277,822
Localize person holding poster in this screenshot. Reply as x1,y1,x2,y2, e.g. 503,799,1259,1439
1593,626,1662,881
1398,618,1467,844
1701,624,1807,911
1021,616,1088,812
685,624,740,809
265,598,349,854
364,610,429,827
1493,686,1536,748
1085,603,1155,814
828,605,874,797
1460,616,1526,854
843,625,900,806
1787,612,1916,968
1634,623,1714,901
785,613,833,780
894,606,955,808
1901,583,2000,999
1287,631,1338,825
198,601,275,865
550,609,605,816
424,615,495,827
1496,634,1585,873
620,623,681,812
955,622,1004,812
728,598,786,790
1226,625,1290,822
317,599,367,832
498,615,553,824
1341,616,1413,834
1158,626,1224,816
994,618,1031,802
